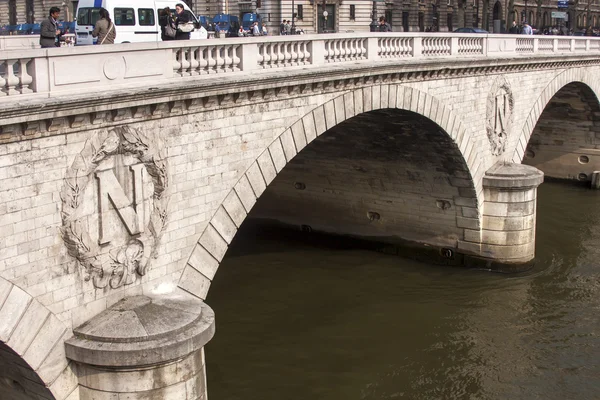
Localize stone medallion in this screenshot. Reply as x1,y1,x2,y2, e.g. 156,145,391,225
61,126,169,289
486,76,514,156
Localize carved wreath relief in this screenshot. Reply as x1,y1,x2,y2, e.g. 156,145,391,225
486,77,514,156
61,126,169,289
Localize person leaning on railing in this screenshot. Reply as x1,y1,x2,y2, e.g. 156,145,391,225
92,8,116,45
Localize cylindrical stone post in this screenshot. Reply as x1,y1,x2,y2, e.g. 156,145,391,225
66,292,215,399
480,163,544,270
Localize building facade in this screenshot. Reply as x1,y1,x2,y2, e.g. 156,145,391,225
1,0,599,34
0,0,78,26
190,0,600,34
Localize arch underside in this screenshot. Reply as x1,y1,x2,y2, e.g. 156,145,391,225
513,69,600,166
0,278,76,400
520,80,600,182
0,343,53,400
251,109,472,248
178,85,482,301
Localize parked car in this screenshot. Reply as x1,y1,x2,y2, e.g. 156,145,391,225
454,27,488,33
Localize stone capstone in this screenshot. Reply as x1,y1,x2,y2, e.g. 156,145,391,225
66,292,215,367
483,162,544,189
65,292,215,399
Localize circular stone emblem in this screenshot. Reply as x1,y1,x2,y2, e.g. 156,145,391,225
485,76,514,156
103,56,126,80
61,126,169,289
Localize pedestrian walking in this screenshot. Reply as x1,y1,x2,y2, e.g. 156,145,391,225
252,21,261,36
92,8,116,44
280,20,286,35
40,7,63,48
262,22,268,36
521,21,533,35
159,7,176,40
174,3,194,40
508,20,519,34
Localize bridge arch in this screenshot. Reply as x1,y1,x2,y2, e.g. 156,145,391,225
0,277,77,400
512,68,600,164
178,85,482,300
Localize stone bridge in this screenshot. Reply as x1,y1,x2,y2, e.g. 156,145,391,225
1,33,600,399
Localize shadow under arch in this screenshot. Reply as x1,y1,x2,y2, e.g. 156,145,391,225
0,277,77,400
511,68,600,164
178,85,482,300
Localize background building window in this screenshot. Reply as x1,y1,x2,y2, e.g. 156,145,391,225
26,0,34,24
9,0,17,25
297,4,303,20
350,5,356,20
385,10,393,27
402,11,409,32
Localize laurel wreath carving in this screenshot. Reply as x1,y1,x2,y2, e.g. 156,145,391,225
60,126,169,289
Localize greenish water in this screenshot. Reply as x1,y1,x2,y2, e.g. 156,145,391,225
206,182,600,400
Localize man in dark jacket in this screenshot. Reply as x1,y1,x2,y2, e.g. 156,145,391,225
40,7,63,48
378,17,392,32
174,3,193,40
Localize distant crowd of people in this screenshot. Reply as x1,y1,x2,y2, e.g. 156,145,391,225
508,20,600,36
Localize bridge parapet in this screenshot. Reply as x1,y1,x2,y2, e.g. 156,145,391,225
1,33,599,105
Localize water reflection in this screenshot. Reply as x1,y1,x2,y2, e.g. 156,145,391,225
206,183,600,400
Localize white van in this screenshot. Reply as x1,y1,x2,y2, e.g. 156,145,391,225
75,0,205,45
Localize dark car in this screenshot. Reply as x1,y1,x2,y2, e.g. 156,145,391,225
453,27,488,33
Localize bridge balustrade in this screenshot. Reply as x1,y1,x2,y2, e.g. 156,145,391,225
1,33,599,104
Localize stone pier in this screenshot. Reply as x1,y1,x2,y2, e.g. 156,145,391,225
65,292,215,399
474,163,544,270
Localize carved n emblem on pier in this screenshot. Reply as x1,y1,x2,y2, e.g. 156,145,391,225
96,164,145,245
61,127,169,290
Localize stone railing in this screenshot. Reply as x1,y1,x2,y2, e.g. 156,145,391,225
1,33,600,103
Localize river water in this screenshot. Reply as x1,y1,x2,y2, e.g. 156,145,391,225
205,182,600,400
